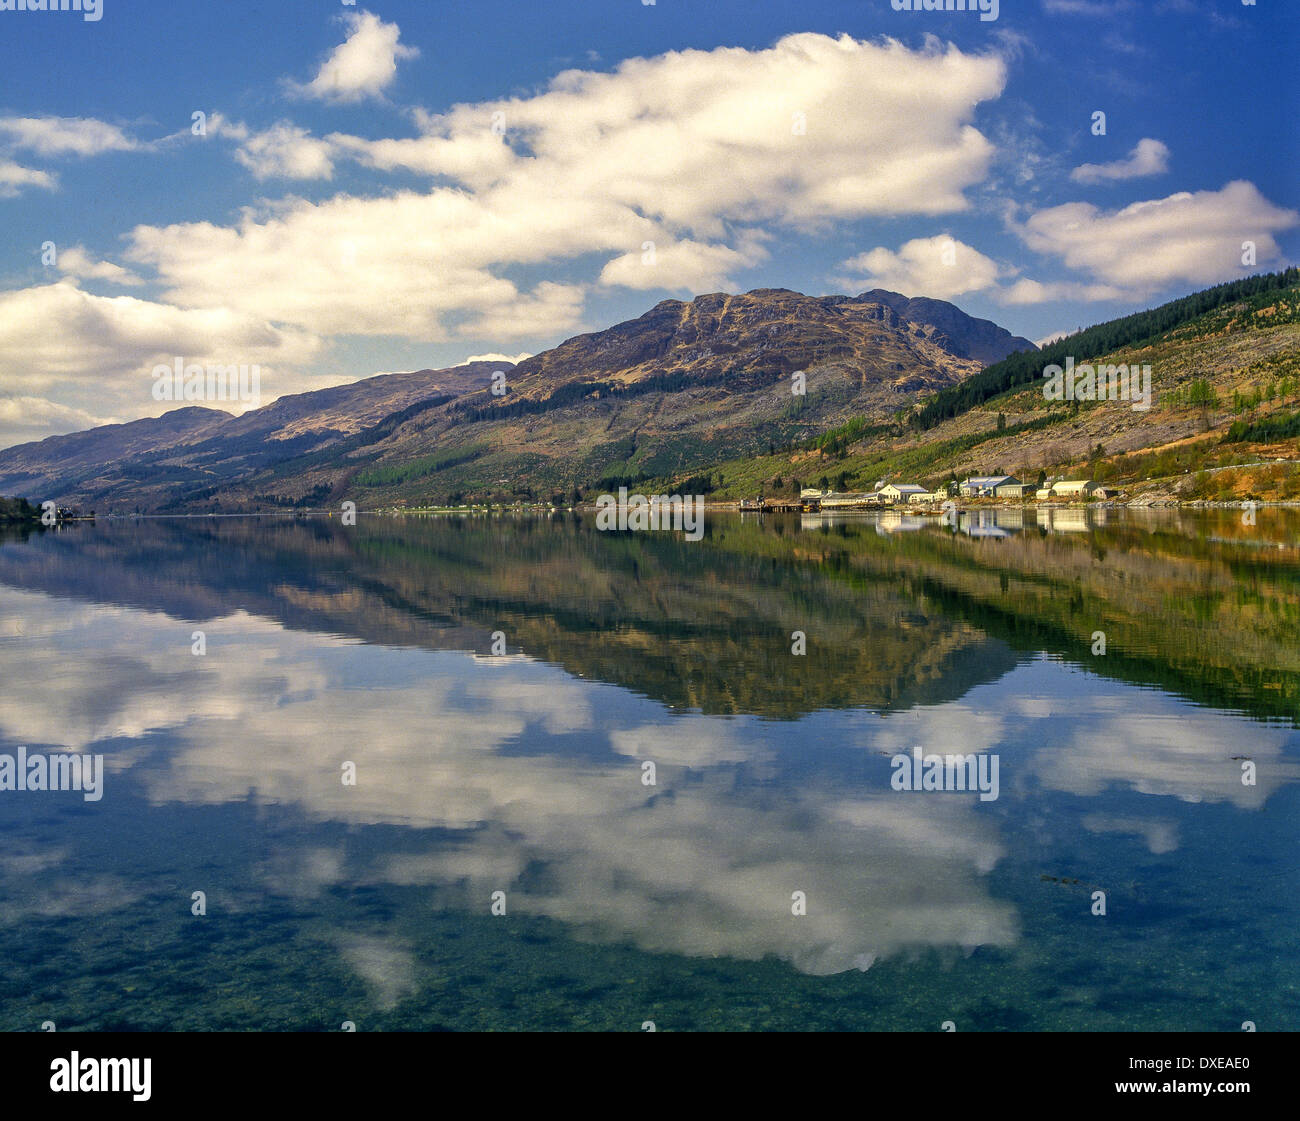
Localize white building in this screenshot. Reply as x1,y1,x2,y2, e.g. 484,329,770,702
1050,480,1105,499
878,483,929,503
960,475,1020,497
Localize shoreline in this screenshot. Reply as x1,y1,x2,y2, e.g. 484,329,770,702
19,498,1300,520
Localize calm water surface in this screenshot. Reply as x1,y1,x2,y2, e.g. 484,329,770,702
0,508,1296,1031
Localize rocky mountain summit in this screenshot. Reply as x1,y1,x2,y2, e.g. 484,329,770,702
0,289,1036,511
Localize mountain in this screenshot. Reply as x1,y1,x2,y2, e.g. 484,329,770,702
3,275,1295,512
858,290,1036,366
503,288,1033,395
0,362,508,512
664,271,1300,504
0,289,1035,512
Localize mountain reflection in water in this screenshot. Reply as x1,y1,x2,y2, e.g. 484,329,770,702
0,509,1295,1030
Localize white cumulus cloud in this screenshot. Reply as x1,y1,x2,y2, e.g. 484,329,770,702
55,246,143,287
457,352,532,366
1011,181,1298,295
1070,138,1170,184
122,34,1007,342
0,395,120,447
996,278,1127,305
291,11,419,103
234,122,337,180
0,159,54,197
837,235,1003,299
0,282,324,445
0,115,138,157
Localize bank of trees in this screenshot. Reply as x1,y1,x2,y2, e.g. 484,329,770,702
910,269,1299,431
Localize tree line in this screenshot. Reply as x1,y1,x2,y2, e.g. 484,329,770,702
910,268,1300,431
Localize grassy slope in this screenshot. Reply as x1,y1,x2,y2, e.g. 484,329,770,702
643,282,1300,502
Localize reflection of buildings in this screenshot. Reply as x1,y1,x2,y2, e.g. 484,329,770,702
1039,507,1090,533
989,507,1026,531
960,509,1016,538
876,511,926,535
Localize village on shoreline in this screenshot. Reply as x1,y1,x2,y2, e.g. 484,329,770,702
378,472,1299,518
750,473,1109,513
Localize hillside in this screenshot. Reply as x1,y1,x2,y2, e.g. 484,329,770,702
858,290,1036,366
4,273,1295,513
0,289,1034,512
647,271,1300,505
0,363,507,512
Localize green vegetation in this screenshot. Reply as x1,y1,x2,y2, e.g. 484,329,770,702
647,410,1065,499
1161,378,1218,409
910,268,1300,430
458,368,740,424
251,484,334,508
0,496,39,523
642,274,1300,502
27,272,1298,514
355,444,487,487
804,415,894,457
1223,410,1300,444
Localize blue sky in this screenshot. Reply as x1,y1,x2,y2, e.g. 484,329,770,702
0,0,1295,446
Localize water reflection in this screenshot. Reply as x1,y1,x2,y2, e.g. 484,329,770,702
0,586,1020,976
0,512,1296,1029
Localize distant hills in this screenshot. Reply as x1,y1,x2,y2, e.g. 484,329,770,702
0,362,502,512
4,274,1297,512
0,288,1035,512
628,271,1300,505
